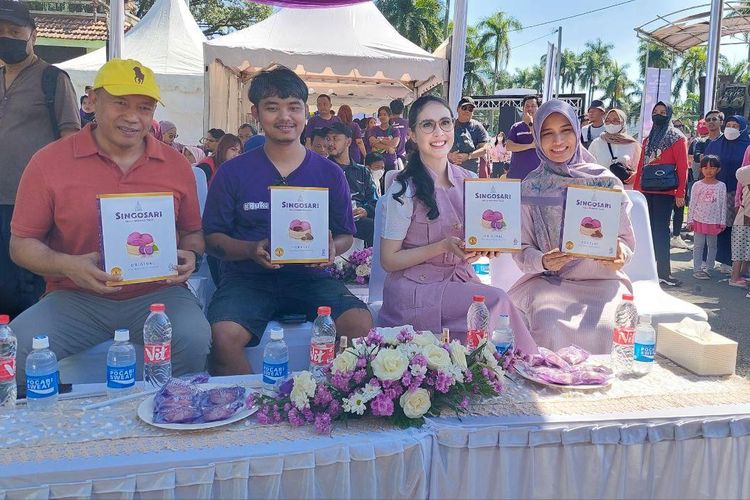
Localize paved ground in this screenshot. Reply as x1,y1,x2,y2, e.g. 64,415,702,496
666,243,749,378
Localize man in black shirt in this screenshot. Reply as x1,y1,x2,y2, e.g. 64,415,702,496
326,122,378,246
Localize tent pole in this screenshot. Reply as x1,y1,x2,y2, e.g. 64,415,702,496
108,0,125,60
448,0,468,109
703,0,723,115
555,26,562,97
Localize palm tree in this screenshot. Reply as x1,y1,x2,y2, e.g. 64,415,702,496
672,46,706,99
512,63,544,92
463,27,493,95
558,49,582,94
602,62,635,108
720,59,749,83
580,39,614,102
376,0,445,51
477,11,522,93
637,40,672,78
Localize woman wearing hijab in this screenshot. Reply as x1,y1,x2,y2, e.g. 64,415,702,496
704,115,750,273
159,120,184,153
634,101,690,287
507,99,635,354
587,109,641,187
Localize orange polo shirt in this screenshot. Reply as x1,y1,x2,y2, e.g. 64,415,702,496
11,124,202,300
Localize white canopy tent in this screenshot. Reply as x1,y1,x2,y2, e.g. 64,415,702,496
203,1,448,132
58,0,207,144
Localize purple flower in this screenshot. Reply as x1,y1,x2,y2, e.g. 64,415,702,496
331,370,353,392
356,357,367,369
459,397,469,410
278,378,294,397
356,276,365,285
409,374,424,391
328,399,342,417
464,369,473,383
396,328,414,343
370,393,395,416
353,369,367,384
314,413,333,434
410,354,428,367
283,402,291,412
366,329,384,346
288,407,305,426
401,372,413,387
302,407,314,423
434,371,453,393
313,385,333,406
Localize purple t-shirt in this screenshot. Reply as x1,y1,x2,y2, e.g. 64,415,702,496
390,116,409,159
347,121,363,164
366,126,398,168
203,147,356,277
303,114,341,143
507,121,540,180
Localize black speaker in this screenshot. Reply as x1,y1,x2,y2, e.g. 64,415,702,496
498,105,521,134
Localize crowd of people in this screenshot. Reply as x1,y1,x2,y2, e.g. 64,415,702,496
4,0,750,381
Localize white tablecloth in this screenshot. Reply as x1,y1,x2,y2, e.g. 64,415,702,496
2,362,750,499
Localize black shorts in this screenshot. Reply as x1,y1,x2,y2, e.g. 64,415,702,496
207,273,369,345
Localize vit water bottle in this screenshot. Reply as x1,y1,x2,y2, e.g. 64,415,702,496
466,295,490,351
143,304,172,390
106,329,137,397
633,314,656,375
491,314,514,355
25,335,58,411
0,315,17,409
310,306,336,380
263,327,288,395
611,294,637,376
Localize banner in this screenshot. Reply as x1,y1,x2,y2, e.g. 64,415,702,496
639,68,673,139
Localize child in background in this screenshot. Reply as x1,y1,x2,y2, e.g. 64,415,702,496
687,155,726,280
731,165,750,295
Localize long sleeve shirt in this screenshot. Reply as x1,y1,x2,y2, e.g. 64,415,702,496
687,180,727,232
634,136,690,198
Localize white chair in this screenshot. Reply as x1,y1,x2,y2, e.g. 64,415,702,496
368,196,387,324
192,166,208,216
384,170,399,192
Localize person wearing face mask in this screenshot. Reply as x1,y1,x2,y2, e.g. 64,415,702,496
634,101,690,288
0,0,81,319
365,152,386,195
587,108,641,187
704,115,750,274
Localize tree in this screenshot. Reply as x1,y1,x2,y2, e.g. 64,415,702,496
580,39,614,102
602,62,635,109
672,46,706,99
131,0,272,38
637,40,672,78
720,59,749,83
376,0,445,52
558,49,582,94
477,11,522,93
512,63,544,92
462,27,492,95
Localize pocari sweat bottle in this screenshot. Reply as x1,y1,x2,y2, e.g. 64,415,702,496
143,304,172,390
633,314,656,375
466,295,490,351
0,315,17,409
25,335,58,411
491,314,514,356
310,306,336,380
106,329,137,397
263,327,288,395
611,294,637,376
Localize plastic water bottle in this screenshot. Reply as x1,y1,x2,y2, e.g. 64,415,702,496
611,294,637,376
633,314,656,375
310,306,336,380
106,329,137,397
466,295,490,351
143,303,172,390
25,335,58,411
472,257,491,284
491,314,514,356
263,327,288,395
0,315,17,409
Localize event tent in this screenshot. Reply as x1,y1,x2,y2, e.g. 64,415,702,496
58,0,206,144
203,1,448,131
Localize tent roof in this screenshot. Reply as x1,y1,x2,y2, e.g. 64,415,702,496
203,1,447,85
635,1,750,53
58,0,206,75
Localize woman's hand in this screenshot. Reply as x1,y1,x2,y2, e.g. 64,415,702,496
465,250,502,264
541,248,574,271
675,197,685,208
601,241,626,271
442,236,469,260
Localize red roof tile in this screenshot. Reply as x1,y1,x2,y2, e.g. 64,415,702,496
33,13,133,42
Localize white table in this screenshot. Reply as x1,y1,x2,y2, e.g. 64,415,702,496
2,361,750,500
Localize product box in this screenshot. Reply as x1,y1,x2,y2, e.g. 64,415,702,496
463,178,522,252
561,185,623,260
657,322,737,376
98,192,178,286
270,186,330,264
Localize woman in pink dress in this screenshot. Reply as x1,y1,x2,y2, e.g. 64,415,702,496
378,95,537,354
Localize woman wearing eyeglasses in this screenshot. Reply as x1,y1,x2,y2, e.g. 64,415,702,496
378,95,537,353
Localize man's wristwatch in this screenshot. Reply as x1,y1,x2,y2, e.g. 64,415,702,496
190,250,203,272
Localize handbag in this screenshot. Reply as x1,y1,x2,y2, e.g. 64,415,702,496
641,163,678,191
606,143,634,183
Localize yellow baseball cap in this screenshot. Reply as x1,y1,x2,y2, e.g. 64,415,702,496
92,58,162,103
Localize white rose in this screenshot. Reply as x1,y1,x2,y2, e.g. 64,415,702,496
371,349,409,381
449,341,468,370
355,264,370,277
482,342,498,367
399,388,432,419
290,371,317,409
412,331,439,347
493,365,505,381
332,350,358,373
422,344,453,371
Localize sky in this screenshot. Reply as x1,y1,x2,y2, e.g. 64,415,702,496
450,0,749,88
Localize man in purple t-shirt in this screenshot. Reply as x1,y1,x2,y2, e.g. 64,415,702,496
506,94,541,180
303,94,341,148
203,67,373,375
389,99,409,164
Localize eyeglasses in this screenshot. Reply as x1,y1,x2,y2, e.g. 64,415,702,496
418,117,454,134
460,105,475,112
705,117,722,122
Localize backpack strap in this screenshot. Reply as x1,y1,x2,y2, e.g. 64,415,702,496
41,65,67,140
587,125,593,143
607,141,617,160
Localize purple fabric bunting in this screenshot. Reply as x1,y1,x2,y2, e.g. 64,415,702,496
247,0,370,7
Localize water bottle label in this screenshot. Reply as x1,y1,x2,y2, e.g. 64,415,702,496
634,343,655,362
26,371,58,399
495,342,512,356
144,343,171,364
0,357,15,382
263,360,288,384
310,343,335,365
466,329,487,351
107,364,136,389
612,327,635,346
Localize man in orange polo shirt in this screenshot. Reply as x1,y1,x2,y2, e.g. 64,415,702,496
9,59,210,382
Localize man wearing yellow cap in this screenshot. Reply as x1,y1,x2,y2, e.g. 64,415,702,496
8,59,211,383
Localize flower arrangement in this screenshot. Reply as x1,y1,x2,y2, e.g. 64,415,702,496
324,247,373,285
248,326,512,433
